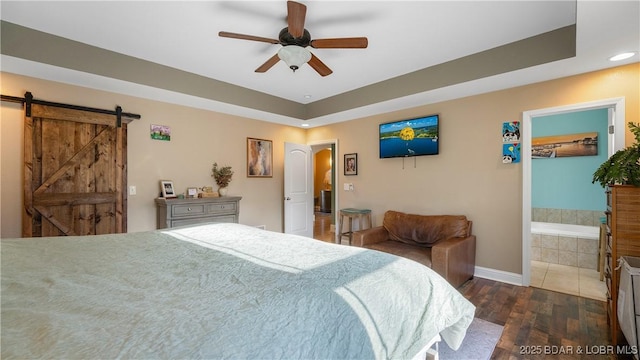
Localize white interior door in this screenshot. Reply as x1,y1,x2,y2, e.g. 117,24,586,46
284,142,313,237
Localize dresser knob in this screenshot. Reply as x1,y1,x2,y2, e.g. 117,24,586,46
187,207,192,211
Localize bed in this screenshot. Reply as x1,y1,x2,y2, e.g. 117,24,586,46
1,222,475,359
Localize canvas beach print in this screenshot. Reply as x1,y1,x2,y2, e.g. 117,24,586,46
532,132,598,158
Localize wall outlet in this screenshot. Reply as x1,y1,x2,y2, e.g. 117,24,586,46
129,185,136,195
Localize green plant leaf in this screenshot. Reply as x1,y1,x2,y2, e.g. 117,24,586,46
592,122,640,187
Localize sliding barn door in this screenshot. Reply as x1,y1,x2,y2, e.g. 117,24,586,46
23,104,130,237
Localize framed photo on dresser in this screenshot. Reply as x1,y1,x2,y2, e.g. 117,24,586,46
160,180,176,198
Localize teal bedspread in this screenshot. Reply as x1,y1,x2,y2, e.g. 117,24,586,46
1,223,475,359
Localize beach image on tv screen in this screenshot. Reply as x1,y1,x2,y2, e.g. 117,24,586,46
379,115,439,158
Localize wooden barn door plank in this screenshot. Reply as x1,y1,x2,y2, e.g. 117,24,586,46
94,125,116,235
74,122,96,235
22,107,34,237
115,125,127,233
32,104,119,125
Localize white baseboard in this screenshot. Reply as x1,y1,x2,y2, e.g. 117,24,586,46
474,266,523,286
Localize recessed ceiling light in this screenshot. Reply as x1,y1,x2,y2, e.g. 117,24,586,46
609,52,636,61
301,123,310,127
304,95,312,99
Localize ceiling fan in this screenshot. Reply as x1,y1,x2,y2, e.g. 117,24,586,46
218,1,368,77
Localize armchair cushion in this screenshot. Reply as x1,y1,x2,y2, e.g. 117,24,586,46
383,211,470,246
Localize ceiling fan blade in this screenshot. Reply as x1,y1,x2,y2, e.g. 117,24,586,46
287,1,307,38
310,37,368,49
255,54,281,73
219,31,280,44
307,54,333,77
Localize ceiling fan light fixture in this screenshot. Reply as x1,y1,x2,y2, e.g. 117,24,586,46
278,45,311,72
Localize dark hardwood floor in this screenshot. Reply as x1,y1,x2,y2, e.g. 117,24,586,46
312,214,636,360
459,277,634,359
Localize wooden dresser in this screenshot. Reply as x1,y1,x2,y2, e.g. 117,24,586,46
155,196,242,229
604,185,640,345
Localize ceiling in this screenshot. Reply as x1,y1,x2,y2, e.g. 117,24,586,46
1,1,638,128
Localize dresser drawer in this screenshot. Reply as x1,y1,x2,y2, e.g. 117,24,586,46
156,196,242,229
172,204,206,217
206,202,236,214
171,215,237,227
208,215,236,223
171,217,210,228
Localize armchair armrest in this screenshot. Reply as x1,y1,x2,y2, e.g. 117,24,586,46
352,226,389,247
431,235,476,288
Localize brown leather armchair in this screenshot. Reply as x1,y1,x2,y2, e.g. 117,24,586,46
352,210,476,288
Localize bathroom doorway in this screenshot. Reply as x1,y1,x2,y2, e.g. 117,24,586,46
522,97,625,290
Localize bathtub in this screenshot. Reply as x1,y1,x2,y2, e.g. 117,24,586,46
531,221,599,239
531,221,601,269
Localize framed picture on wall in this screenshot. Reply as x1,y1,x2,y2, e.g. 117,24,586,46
344,153,357,176
160,180,176,198
247,138,273,177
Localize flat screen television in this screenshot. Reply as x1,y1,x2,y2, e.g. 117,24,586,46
379,114,439,158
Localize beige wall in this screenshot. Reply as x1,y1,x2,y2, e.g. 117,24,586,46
307,62,639,274
2,63,638,275
0,72,306,237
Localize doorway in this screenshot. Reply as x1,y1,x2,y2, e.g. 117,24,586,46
310,139,338,243
521,97,625,287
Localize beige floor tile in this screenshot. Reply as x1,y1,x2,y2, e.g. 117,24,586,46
531,261,606,301
530,269,545,287
579,267,601,280
579,277,607,301
547,263,580,275
579,268,607,301
531,260,548,271
542,274,580,296
531,261,547,287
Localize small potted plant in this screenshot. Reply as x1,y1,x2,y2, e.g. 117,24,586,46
592,122,640,187
212,162,233,195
